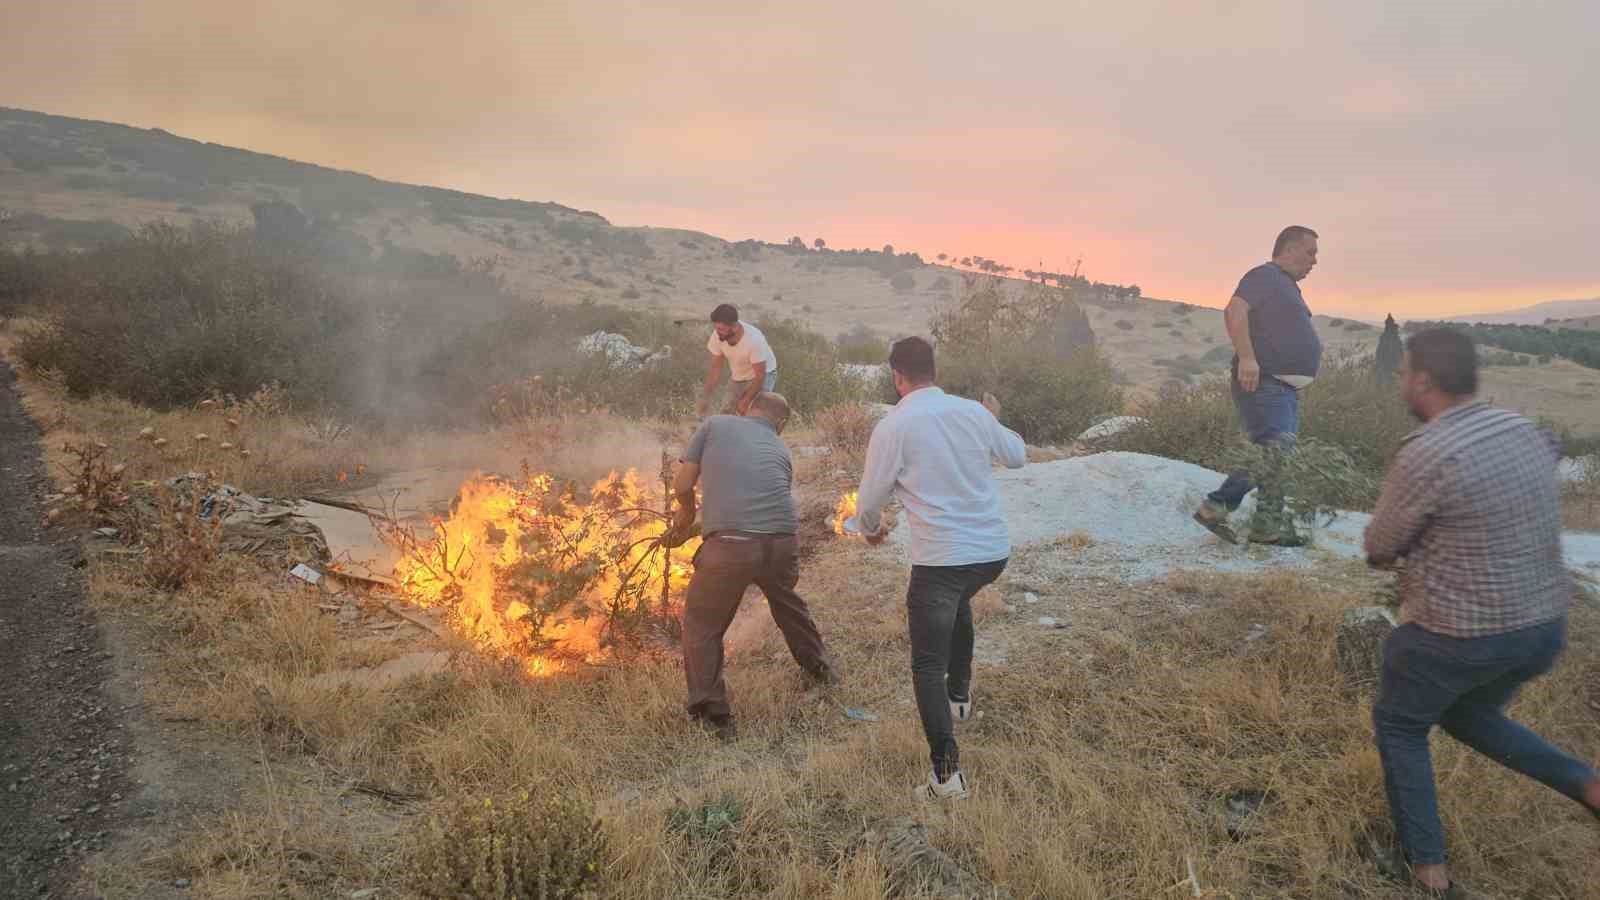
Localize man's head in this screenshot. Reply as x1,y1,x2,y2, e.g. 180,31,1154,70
1272,226,1319,281
747,391,791,433
1399,328,1478,422
888,336,936,397
710,303,742,344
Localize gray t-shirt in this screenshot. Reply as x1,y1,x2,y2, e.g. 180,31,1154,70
1234,262,1323,379
682,415,798,536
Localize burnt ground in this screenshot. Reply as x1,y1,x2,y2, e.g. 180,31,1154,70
0,361,133,898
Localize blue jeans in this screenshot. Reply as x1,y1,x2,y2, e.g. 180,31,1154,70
907,558,1007,779
721,370,779,413
1207,374,1300,510
1373,619,1595,866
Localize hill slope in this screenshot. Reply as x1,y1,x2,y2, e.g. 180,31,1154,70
1445,297,1600,325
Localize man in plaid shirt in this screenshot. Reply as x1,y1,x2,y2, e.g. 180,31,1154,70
1365,328,1600,896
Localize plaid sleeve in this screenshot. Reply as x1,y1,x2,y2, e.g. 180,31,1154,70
1364,443,1442,566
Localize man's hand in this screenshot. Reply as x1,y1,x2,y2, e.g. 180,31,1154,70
981,392,1001,418
736,392,755,416
1236,357,1261,392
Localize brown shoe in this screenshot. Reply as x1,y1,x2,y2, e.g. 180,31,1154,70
1192,500,1238,544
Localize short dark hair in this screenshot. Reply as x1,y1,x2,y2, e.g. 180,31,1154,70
1273,226,1318,258
710,303,739,325
1406,328,1478,396
888,336,936,382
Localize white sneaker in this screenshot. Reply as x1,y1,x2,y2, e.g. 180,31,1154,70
913,769,969,802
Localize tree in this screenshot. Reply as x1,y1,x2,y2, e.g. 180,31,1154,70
1375,314,1402,383
937,253,948,262
813,237,826,251
882,244,894,256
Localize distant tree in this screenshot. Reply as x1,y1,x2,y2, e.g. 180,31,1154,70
1128,285,1141,299
959,257,972,267
788,236,806,250
936,253,948,262
882,244,894,256
813,237,826,250
1375,314,1403,383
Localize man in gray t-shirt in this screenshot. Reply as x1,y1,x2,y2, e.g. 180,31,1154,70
670,392,832,738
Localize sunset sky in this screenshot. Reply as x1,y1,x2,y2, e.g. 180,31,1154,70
5,0,1596,318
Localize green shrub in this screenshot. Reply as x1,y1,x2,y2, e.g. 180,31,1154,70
836,323,888,365
931,279,1121,443
407,790,607,899
1113,358,1413,508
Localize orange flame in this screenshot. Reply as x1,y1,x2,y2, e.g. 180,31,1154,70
389,469,697,675
831,491,858,535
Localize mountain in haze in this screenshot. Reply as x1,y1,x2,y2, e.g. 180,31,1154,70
1442,298,1600,326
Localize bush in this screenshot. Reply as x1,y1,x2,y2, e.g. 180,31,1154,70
836,323,888,366
1113,358,1413,508
932,279,1121,443
890,271,915,292
760,318,865,416
407,790,607,899
1114,320,1134,331
811,402,878,465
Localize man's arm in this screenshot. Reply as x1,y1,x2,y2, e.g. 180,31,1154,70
855,420,901,541
671,461,700,533
696,353,724,417
980,395,1027,468
1224,295,1261,392
735,360,767,415
1363,450,1438,568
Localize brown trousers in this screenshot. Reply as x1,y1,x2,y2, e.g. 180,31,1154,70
682,533,827,719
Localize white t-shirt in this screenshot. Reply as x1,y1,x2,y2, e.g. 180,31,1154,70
707,322,778,381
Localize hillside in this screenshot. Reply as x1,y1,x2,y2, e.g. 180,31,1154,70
4,106,1598,432
1445,297,1600,325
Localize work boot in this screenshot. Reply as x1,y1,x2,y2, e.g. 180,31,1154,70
1192,499,1238,544
693,713,737,742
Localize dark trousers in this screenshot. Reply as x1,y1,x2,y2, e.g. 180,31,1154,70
907,558,1007,780
682,533,827,719
1208,374,1300,511
1373,618,1596,866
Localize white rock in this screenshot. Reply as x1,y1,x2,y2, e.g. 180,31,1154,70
1037,616,1058,627
1076,415,1146,442
1023,592,1040,604
577,331,671,370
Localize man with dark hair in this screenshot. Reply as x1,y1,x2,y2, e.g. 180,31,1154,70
1365,327,1599,896
671,391,833,740
1193,226,1323,546
697,303,779,418
855,336,1027,801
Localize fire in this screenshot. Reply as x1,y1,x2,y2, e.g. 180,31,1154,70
386,467,697,675
831,491,858,535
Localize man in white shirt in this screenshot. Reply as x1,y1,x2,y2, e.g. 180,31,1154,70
855,336,1027,802
696,304,779,418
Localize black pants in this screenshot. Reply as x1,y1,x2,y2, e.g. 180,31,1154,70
907,558,1007,779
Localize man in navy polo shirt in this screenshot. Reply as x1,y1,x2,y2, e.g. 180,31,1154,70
1193,226,1323,546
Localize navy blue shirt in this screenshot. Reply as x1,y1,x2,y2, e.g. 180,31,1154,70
1234,262,1322,378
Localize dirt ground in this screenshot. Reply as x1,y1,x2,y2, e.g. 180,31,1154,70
0,361,131,898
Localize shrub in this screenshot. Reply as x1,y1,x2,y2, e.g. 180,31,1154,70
134,478,226,590
1113,358,1413,508
1114,320,1134,331
811,402,878,465
932,279,1121,443
759,318,865,416
407,790,607,900
836,323,888,366
941,346,1121,444
890,271,915,292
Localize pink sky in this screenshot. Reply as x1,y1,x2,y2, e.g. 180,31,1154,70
5,0,1596,317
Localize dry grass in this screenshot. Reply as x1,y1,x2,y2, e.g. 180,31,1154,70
12,331,1593,897
77,541,1600,899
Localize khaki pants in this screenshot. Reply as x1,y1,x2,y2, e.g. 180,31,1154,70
682,533,827,719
